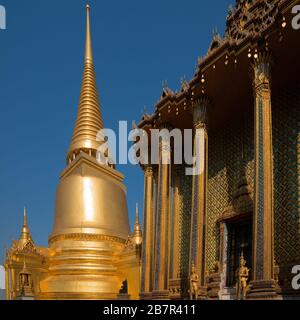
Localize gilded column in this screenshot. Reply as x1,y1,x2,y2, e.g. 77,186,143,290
4,262,9,300
140,165,155,300
152,126,171,300
189,96,209,299
248,52,278,299
169,165,181,281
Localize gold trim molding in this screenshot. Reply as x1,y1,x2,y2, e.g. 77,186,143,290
49,233,127,245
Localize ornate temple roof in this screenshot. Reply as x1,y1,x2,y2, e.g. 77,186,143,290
197,0,287,72
138,0,297,130
7,208,48,258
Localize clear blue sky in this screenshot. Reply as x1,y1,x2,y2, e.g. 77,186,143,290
0,0,232,263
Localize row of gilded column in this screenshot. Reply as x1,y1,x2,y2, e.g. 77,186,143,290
141,51,277,300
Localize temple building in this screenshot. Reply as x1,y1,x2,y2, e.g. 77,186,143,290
139,0,300,300
5,6,141,300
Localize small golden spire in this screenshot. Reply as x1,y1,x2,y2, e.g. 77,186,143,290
135,203,139,224
23,206,27,227
67,4,104,163
133,203,142,246
19,207,32,246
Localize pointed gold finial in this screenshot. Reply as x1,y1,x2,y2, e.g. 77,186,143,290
85,4,93,63
135,203,139,224
23,206,27,227
19,207,32,246
133,203,142,245
67,4,104,163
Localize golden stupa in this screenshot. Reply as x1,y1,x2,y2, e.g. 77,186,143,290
5,5,141,300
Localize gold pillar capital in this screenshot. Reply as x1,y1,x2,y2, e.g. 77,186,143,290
192,96,210,127
156,122,173,131
142,164,154,176
252,51,273,91
192,95,210,108
253,50,273,66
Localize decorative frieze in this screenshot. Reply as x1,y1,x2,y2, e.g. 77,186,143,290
49,233,126,245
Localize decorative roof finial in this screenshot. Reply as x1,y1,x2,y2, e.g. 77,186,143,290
19,207,32,246
133,203,142,246
212,27,218,37
135,203,139,224
23,206,27,228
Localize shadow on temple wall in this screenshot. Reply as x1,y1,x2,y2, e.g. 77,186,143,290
207,114,254,273
272,83,300,293
179,165,192,281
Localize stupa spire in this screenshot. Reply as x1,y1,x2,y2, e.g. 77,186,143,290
135,203,139,224
23,206,27,227
133,203,142,246
19,207,32,245
85,5,93,63
67,5,104,163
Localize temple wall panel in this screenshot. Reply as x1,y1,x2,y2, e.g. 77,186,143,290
170,165,193,280
206,114,255,272
273,82,300,289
